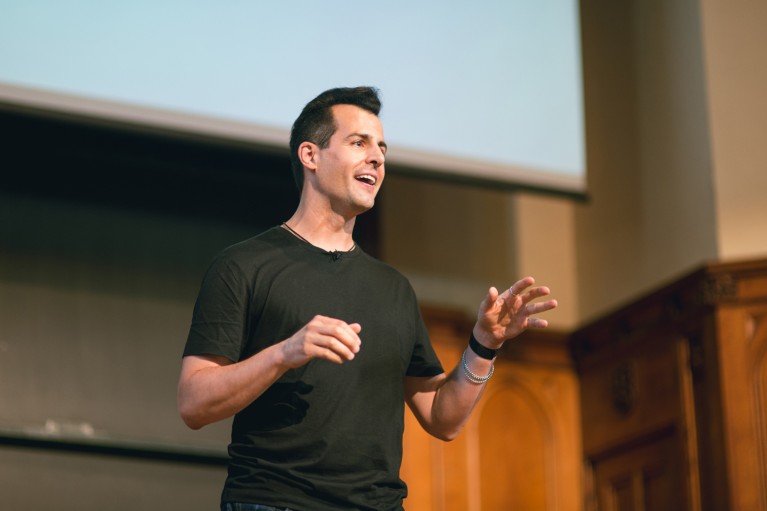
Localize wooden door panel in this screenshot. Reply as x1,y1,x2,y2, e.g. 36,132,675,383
592,432,684,511
477,385,550,510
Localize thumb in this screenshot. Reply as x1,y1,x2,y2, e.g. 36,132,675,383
480,287,499,312
350,322,362,334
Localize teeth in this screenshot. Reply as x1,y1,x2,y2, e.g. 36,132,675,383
357,175,376,185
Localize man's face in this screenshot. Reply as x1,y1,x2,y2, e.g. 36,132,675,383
311,104,387,217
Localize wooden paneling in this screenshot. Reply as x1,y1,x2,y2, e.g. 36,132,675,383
577,332,698,511
713,304,767,510
591,430,685,511
476,372,554,509
572,259,767,511
401,307,582,511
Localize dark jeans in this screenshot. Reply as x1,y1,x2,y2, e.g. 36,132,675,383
221,504,293,511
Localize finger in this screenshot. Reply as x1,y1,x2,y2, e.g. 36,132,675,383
513,286,552,307
526,286,552,300
480,287,499,313
302,329,357,362
313,344,346,365
526,317,549,329
334,323,362,354
317,334,358,362
350,322,362,334
507,277,536,303
525,298,558,315
509,276,535,296
311,316,362,353
322,326,361,358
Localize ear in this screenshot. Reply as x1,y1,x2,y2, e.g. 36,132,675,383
298,141,320,172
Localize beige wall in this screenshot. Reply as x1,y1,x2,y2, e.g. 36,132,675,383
382,0,767,329
700,0,767,260
380,176,579,328
574,0,721,323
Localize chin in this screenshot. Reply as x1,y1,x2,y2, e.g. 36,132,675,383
357,203,375,214
352,192,378,212
351,200,376,216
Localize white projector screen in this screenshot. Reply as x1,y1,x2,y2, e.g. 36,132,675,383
0,1,585,194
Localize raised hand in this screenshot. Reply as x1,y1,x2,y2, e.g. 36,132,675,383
474,276,558,349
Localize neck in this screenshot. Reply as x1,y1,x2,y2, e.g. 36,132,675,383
284,205,356,253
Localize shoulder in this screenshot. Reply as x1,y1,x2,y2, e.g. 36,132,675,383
357,250,405,276
356,251,419,295
203,226,290,278
213,226,287,262
219,226,285,256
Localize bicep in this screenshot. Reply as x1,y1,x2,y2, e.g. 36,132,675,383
403,373,447,428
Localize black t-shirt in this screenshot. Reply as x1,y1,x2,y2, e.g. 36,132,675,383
184,226,443,511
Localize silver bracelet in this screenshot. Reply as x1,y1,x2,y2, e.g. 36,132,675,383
461,348,494,384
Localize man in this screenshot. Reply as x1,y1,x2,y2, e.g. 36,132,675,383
178,86,557,511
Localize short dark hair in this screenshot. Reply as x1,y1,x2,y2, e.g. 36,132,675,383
289,86,382,192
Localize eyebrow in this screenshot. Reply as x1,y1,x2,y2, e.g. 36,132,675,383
348,133,388,153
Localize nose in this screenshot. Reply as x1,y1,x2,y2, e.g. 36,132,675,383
368,144,385,168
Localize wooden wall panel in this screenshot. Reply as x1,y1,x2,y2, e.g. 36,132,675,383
573,259,767,511
578,333,684,455
756,311,767,510
592,431,685,511
577,333,697,511
477,377,552,509
715,304,767,510
401,307,582,511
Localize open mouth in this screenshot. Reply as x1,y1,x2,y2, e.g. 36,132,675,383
355,174,377,186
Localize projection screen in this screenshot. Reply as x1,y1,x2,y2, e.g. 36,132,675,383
0,1,585,195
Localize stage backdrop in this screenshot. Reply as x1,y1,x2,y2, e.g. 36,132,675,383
0,0,585,195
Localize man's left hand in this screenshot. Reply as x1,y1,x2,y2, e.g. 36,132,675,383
473,276,558,349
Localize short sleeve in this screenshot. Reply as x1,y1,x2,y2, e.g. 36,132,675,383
183,253,251,362
405,292,444,377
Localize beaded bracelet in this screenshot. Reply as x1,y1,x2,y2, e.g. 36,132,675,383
461,348,494,384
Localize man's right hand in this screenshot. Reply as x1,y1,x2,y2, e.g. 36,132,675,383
281,315,362,368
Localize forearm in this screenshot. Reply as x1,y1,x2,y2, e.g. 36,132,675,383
409,278,557,441
425,349,495,441
179,315,363,429
178,343,289,429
